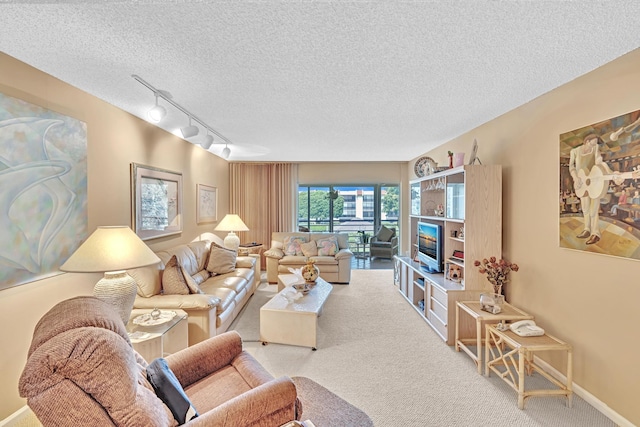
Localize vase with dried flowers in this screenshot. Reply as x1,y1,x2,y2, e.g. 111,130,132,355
474,256,519,295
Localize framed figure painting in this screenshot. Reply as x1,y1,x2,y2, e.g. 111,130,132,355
559,108,640,260
131,163,183,240
196,184,217,224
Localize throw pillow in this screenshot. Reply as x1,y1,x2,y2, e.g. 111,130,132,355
376,225,394,242
283,236,307,256
300,240,318,257
162,255,189,295
316,237,339,256
206,243,237,275
146,358,199,425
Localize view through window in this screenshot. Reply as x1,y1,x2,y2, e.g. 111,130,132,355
298,185,399,257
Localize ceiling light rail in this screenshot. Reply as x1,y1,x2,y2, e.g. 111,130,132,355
132,74,232,151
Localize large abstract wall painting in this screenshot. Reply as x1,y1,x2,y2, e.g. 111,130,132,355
0,93,88,290
560,108,640,260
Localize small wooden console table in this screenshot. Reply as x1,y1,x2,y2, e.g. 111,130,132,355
455,301,533,374
485,324,573,409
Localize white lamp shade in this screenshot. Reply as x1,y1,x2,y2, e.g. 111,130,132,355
214,214,249,251
60,226,160,324
221,145,231,159
180,124,199,139
60,226,160,273
214,214,249,232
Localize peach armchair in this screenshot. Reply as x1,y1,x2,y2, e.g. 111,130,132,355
19,296,301,426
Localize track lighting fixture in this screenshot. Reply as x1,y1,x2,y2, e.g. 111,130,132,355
180,117,199,139
221,144,231,160
147,93,166,122
132,74,234,158
201,134,214,149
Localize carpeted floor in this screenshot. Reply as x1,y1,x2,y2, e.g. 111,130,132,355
292,376,374,426
230,270,616,426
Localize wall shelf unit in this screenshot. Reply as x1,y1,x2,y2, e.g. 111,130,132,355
396,164,502,344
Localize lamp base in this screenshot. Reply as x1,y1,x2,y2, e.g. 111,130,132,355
224,232,241,251
93,271,137,325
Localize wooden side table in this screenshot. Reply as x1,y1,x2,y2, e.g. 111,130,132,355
455,301,533,374
485,324,573,409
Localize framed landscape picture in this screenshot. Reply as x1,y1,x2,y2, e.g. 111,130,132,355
197,184,218,224
131,163,183,240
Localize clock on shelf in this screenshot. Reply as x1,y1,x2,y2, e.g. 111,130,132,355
414,156,436,177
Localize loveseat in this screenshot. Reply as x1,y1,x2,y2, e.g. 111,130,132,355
19,296,301,426
264,232,353,284
130,240,259,346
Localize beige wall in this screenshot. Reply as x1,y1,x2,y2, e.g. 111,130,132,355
0,53,230,418
411,48,640,425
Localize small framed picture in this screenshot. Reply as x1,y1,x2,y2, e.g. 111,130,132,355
196,184,218,224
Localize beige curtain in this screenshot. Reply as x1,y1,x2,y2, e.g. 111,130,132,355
229,163,298,258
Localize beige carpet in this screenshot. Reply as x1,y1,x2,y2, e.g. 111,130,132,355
231,270,615,426
292,376,374,426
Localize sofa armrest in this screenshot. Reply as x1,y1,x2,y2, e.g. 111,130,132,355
166,331,243,386
235,256,256,269
335,248,353,260
264,248,284,259
133,294,220,311
186,376,298,426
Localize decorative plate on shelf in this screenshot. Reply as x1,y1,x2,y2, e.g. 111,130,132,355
132,310,177,326
414,156,436,177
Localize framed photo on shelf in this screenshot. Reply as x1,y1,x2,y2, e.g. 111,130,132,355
131,163,183,240
196,184,218,224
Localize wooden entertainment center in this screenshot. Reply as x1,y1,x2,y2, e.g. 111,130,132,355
394,164,502,345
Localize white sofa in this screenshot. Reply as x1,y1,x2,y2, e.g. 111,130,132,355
130,240,259,346
264,232,353,284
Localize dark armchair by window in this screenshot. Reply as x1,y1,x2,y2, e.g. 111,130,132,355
369,226,398,259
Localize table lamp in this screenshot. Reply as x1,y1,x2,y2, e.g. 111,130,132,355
60,226,161,324
214,214,249,251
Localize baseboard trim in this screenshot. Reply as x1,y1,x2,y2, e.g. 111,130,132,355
533,356,632,427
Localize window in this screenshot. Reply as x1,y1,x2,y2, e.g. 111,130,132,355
297,184,399,243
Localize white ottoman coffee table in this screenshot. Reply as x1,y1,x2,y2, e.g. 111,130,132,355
260,275,332,350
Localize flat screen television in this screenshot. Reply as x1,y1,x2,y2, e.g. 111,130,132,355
417,221,443,273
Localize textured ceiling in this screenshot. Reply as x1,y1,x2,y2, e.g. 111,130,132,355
1,1,638,162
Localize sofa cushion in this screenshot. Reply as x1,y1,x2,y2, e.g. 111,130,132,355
130,265,162,298
205,275,247,294
187,241,210,273
279,255,308,265
316,237,338,256
375,225,394,242
163,256,190,295
309,256,338,265
147,358,198,425
283,236,307,256
197,285,236,313
300,240,318,257
191,270,210,286
206,243,237,275
181,266,203,294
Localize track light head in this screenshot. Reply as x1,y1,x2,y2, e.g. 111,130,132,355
147,94,166,122
148,104,166,122
201,134,214,149
180,117,199,139
221,144,231,159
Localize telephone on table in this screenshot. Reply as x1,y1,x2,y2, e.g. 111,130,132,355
510,320,545,337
